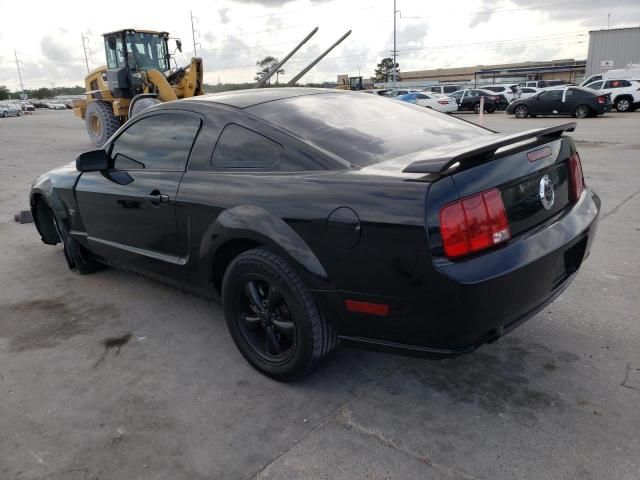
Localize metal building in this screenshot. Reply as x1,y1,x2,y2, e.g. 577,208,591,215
585,27,640,76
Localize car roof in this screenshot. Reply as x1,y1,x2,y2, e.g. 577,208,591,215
183,87,337,109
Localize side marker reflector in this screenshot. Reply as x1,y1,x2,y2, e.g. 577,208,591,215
345,300,390,316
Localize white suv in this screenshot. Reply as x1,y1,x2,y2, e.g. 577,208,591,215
585,79,640,112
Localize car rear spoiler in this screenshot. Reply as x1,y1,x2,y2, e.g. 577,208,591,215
402,122,576,175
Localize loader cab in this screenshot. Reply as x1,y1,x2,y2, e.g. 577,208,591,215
103,29,171,98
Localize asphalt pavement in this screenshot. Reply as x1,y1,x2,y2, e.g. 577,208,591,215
1,108,639,480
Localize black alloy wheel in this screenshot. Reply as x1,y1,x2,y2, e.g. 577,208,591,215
237,278,296,362
222,248,338,381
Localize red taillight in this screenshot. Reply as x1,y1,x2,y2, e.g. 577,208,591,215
597,96,606,104
437,100,449,105
568,152,584,202
439,188,511,259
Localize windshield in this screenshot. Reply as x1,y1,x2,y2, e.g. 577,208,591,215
247,93,489,167
126,32,169,71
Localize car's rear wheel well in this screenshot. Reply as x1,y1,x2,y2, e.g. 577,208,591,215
212,238,262,294
31,194,60,245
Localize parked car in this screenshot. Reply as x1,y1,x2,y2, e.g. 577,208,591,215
20,102,36,112
449,89,498,113
506,86,611,118
47,102,67,110
396,92,458,113
1,103,22,117
31,88,600,381
386,89,420,98
483,84,518,102
518,80,566,89
428,85,462,95
580,66,640,87
584,79,640,112
516,86,541,99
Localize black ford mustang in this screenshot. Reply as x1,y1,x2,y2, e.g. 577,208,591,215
30,88,601,381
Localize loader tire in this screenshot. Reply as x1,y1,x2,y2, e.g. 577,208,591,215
130,97,162,117
85,100,120,147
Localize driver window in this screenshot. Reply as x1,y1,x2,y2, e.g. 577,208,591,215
110,113,202,171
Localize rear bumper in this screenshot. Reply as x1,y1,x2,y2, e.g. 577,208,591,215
313,188,600,356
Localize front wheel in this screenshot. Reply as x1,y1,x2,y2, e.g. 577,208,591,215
85,100,120,147
574,105,590,119
50,210,103,275
222,248,337,381
514,105,529,118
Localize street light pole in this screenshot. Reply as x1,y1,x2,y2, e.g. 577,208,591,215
190,11,199,57
392,0,397,85
81,34,90,73
14,49,24,94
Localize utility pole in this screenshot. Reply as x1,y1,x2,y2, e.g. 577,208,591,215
190,11,199,57
392,0,397,85
14,49,24,94
81,33,90,73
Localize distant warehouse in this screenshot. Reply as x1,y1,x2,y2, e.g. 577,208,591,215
585,26,640,77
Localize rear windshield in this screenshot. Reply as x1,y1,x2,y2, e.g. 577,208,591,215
247,93,488,167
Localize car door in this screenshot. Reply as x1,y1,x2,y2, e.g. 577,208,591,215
449,90,464,108
529,89,563,115
414,93,431,107
75,110,202,277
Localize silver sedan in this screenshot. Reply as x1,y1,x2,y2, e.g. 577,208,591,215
1,103,23,118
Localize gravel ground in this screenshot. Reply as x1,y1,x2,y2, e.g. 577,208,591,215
1,107,639,480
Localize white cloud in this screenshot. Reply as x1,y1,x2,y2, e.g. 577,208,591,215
0,0,638,89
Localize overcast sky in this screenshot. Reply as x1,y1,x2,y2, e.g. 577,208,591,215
0,0,638,90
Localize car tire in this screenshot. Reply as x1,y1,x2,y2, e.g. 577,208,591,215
51,209,104,275
473,102,481,114
574,105,590,119
222,247,338,382
17,110,22,116
514,105,529,118
486,106,496,113
85,100,120,147
614,96,632,112
2,112,7,118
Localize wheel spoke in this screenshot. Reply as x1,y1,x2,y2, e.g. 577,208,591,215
245,281,263,311
242,313,261,331
272,318,295,338
265,286,283,313
265,326,281,355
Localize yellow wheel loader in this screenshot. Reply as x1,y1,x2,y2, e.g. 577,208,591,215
74,29,204,146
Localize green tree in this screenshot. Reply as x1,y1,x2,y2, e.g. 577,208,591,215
374,57,400,82
34,87,54,99
0,85,10,100
255,56,285,85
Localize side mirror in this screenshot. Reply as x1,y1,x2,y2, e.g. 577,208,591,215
176,39,182,53
76,150,109,172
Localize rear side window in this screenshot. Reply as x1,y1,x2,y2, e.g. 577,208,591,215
247,93,489,167
110,113,201,171
416,94,429,99
604,80,631,88
212,124,282,169
443,86,458,93
485,87,501,92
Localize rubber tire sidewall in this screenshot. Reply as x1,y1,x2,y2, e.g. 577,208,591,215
51,210,103,275
85,100,120,147
515,105,529,118
222,248,322,382
130,97,162,117
614,97,631,112
574,105,590,119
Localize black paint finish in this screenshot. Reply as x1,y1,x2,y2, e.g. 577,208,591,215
30,88,601,356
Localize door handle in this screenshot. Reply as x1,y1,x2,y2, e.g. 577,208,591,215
145,192,169,206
